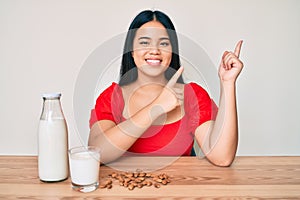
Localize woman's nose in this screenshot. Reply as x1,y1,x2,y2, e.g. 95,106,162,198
149,45,160,55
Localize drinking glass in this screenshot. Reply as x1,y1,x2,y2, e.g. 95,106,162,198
69,146,100,193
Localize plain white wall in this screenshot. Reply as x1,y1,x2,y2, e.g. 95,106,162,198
0,0,299,155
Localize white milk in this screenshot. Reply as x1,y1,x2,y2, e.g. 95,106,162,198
69,151,100,185
38,119,68,181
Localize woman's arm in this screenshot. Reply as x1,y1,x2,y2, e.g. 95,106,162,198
195,40,244,167
88,67,184,164
89,103,165,164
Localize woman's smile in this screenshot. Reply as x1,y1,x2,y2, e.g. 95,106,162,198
145,58,162,66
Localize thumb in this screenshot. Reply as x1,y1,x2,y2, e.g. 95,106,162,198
166,66,184,87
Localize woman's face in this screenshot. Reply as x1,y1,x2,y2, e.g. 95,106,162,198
132,21,172,79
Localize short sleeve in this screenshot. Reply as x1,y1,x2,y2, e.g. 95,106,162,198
185,82,218,130
89,83,124,128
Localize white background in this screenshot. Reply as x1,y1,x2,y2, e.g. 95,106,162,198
0,0,299,155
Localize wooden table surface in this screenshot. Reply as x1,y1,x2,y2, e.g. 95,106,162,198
0,156,300,199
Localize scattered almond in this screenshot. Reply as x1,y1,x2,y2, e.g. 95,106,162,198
102,170,171,190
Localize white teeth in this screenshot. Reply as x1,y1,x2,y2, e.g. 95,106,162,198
147,59,160,64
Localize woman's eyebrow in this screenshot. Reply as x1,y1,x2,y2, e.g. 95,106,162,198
159,37,170,41
138,36,170,40
138,36,151,40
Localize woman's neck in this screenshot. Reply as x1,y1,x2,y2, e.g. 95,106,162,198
135,73,168,88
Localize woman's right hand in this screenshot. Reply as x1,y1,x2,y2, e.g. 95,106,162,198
154,66,184,113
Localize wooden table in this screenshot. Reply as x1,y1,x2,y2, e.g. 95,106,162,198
0,156,300,199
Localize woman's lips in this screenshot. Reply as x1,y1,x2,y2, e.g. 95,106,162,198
146,59,162,66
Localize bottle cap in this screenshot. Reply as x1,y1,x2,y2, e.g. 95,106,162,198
42,93,62,99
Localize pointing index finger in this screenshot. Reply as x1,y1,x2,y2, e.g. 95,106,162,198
166,66,184,87
234,40,243,58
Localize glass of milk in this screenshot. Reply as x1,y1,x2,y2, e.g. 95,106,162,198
69,146,101,193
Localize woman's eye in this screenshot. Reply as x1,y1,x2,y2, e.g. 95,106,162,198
160,41,170,47
139,41,150,46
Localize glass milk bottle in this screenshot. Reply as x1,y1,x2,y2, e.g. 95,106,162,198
38,93,68,182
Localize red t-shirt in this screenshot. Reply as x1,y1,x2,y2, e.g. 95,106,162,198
90,82,218,156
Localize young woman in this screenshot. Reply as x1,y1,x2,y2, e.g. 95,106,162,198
88,10,243,167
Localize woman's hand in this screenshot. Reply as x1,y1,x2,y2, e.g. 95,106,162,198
218,40,244,84
154,66,184,113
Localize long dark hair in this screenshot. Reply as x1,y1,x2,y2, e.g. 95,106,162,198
119,10,183,86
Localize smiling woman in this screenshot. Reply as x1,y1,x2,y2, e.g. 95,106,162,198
132,22,172,80
119,10,183,86
88,10,243,167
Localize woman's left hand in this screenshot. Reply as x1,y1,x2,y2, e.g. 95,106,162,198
218,40,244,83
